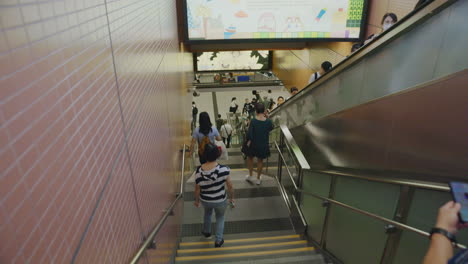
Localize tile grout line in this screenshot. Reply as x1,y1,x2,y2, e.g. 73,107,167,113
101,0,147,252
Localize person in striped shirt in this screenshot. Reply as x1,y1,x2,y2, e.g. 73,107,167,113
194,143,234,248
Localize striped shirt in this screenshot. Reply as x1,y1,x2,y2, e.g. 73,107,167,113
195,164,230,203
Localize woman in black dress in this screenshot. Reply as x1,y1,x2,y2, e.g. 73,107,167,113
245,103,273,185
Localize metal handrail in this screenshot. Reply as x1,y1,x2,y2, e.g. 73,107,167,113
275,141,299,192
130,144,187,264
270,0,455,117
273,128,465,250
316,169,450,192
299,189,466,249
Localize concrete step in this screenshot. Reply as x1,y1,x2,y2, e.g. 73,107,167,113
209,253,327,264
184,186,280,201
180,230,296,243
175,247,316,263
179,234,301,249
177,240,308,256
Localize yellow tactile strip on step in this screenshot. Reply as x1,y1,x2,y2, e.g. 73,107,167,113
179,234,300,246
175,247,315,261
178,240,307,253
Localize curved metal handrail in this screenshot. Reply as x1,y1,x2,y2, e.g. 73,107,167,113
279,125,310,170
130,144,187,264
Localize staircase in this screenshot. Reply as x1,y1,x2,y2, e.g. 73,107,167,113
175,232,321,263
176,147,326,264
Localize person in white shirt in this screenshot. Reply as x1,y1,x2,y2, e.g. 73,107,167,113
220,120,233,148
308,61,332,84
229,97,238,113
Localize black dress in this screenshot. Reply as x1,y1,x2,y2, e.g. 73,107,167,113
247,118,274,159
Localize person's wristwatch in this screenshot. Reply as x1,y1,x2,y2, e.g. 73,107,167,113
429,227,457,246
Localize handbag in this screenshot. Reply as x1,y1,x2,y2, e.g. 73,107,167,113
241,122,254,158
215,140,228,160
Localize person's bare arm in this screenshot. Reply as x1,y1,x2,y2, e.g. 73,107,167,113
226,176,234,203
423,201,461,264
189,137,196,155
215,135,222,141
194,184,201,207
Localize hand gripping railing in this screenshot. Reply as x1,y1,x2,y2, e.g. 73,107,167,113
129,144,188,264
273,126,466,250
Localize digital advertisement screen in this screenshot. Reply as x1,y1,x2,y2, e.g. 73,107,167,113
195,50,271,71
185,0,367,42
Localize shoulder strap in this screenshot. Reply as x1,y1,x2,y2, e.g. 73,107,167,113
314,72,318,80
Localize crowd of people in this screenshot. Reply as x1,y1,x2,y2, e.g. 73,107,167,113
187,3,445,251
189,93,275,248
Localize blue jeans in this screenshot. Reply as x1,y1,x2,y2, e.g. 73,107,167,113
202,200,227,242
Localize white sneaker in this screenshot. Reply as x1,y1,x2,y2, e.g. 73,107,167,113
256,178,261,185
245,175,255,183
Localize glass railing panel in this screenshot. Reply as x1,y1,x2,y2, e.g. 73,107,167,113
300,171,332,243
325,177,400,264
392,188,468,263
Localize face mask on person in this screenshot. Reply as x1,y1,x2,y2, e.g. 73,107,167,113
383,22,393,31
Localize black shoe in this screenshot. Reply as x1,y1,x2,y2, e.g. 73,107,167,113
201,232,212,239
215,239,224,248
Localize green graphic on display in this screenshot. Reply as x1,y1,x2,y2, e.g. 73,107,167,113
347,0,364,27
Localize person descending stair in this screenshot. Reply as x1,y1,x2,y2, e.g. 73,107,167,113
244,103,274,185
190,112,223,164
194,143,235,248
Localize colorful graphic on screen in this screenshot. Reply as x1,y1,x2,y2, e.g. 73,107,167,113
450,182,468,222
186,0,365,41
196,51,270,71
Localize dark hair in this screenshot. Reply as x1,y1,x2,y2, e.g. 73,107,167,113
278,96,284,100
252,90,257,95
217,114,221,118
381,13,398,25
199,112,212,135
351,43,361,52
255,103,265,114
290,87,298,93
203,143,220,162
231,97,236,101
321,61,332,72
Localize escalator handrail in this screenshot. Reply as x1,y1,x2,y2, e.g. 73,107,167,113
278,125,310,170
270,0,456,117
129,144,187,264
